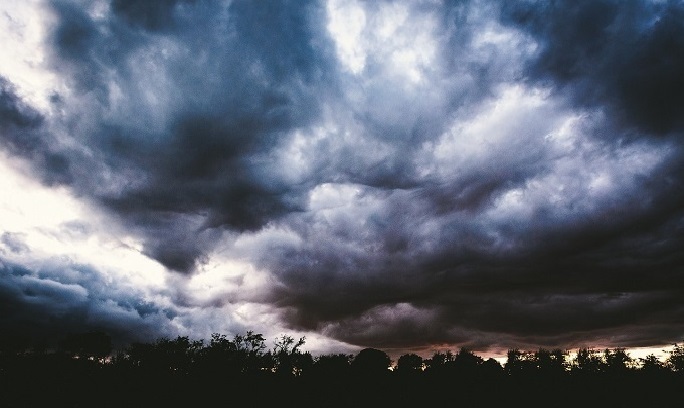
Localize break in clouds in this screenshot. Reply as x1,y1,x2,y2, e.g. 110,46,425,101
1,0,683,354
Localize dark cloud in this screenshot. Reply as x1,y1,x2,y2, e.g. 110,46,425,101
258,132,684,351
1,0,684,355
0,258,173,347
0,76,73,185
38,0,337,272
0,78,43,131
0,76,45,154
111,0,197,31
500,0,684,135
268,206,684,350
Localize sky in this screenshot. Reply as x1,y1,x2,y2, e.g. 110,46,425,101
1,0,683,359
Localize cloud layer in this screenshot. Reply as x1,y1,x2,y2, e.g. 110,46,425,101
1,0,683,354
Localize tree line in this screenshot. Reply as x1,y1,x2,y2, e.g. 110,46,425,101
1,331,683,407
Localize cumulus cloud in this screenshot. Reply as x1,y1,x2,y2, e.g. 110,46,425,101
0,0,683,355
500,0,684,135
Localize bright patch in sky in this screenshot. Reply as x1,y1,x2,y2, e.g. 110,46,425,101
0,152,166,287
0,0,56,110
327,0,366,74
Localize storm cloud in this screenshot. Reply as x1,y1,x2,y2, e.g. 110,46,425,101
1,0,683,355
501,0,684,135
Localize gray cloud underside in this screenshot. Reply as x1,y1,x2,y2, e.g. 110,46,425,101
1,0,684,352
0,257,174,346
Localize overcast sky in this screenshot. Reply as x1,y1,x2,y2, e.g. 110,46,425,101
1,0,683,357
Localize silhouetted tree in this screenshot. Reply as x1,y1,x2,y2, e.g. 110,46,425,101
573,348,604,374
396,353,423,373
208,332,235,353
505,348,535,375
312,353,352,377
194,333,236,375
4,329,684,408
61,331,112,361
453,347,483,373
603,348,632,373
535,348,568,374
481,357,504,378
351,348,391,376
424,350,454,374
234,331,268,374
272,335,311,376
666,342,684,373
126,336,202,373
639,354,666,373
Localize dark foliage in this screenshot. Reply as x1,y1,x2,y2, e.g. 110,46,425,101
1,331,684,407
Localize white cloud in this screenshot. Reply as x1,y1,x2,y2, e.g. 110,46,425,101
327,0,367,74
0,151,166,289
0,0,59,111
